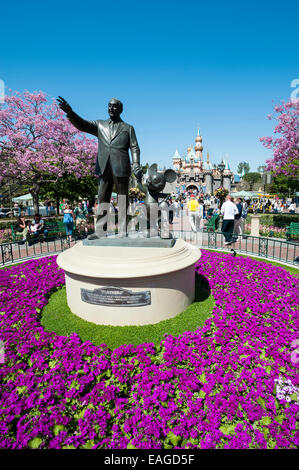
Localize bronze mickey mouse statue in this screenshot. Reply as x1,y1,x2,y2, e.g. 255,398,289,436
136,164,177,237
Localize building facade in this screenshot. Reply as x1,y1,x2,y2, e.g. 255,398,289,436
172,131,236,195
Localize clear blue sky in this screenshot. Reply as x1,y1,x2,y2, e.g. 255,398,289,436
1,0,298,173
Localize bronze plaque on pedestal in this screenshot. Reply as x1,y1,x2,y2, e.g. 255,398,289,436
81,286,151,307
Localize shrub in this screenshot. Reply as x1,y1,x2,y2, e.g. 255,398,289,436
247,214,299,228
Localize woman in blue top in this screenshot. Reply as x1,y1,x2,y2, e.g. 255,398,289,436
63,204,74,242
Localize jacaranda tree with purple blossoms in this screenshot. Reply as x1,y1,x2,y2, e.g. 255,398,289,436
260,99,299,178
0,90,97,213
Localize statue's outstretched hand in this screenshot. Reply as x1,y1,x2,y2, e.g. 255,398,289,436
57,96,72,114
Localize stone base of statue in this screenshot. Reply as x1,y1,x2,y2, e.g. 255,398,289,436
56,238,201,326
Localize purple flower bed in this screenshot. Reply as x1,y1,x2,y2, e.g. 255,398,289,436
0,252,298,449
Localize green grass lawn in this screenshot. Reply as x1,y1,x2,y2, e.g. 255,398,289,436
41,273,214,350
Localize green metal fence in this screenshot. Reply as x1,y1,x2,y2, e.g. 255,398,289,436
0,230,298,267
172,229,299,266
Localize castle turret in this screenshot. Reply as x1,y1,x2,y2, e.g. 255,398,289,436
195,129,203,165
172,149,182,171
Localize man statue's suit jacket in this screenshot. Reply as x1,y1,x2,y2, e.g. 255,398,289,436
66,111,140,178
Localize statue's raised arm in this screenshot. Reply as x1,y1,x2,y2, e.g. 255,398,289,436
56,96,98,136
57,96,73,115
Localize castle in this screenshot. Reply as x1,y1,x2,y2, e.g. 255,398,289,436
172,130,236,194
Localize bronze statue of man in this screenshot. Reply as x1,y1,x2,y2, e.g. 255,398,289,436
57,96,142,238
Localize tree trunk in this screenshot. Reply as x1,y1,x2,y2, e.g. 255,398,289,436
32,182,40,215
56,194,60,216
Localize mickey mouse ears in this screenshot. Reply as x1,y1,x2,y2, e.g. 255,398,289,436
148,164,158,177
164,169,177,183
148,164,177,183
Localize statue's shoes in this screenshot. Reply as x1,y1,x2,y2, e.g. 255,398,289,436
87,233,99,240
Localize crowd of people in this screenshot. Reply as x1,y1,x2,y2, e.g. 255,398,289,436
14,200,91,242
164,192,248,241
251,198,298,214
15,214,48,242
11,189,298,243
62,201,89,242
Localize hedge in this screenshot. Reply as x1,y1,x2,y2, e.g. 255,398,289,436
246,214,299,228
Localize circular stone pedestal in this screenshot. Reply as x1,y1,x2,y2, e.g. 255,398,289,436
57,239,201,326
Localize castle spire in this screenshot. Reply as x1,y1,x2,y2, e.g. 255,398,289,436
195,129,203,162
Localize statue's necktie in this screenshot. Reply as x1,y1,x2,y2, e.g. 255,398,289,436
109,121,114,140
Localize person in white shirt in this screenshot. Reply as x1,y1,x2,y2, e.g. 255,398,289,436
173,199,180,218
220,195,239,244
289,202,296,214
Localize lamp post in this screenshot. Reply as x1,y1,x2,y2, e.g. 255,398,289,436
259,167,266,196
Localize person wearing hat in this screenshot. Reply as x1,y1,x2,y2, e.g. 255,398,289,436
186,194,200,232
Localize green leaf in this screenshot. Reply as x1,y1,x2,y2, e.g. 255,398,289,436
259,349,266,360
219,424,236,436
199,373,207,384
127,443,137,449
290,393,297,402
265,366,272,374
189,438,199,445
62,445,76,449
267,438,277,449
74,410,85,419
275,399,280,412
82,440,95,449
16,386,27,395
257,397,266,409
164,444,173,449
167,431,181,446
48,360,58,369
28,437,43,449
260,416,271,426
54,425,65,436
70,380,80,390
275,415,284,424
199,390,206,399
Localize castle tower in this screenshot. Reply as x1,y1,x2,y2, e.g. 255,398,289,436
195,129,203,167
172,149,182,171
